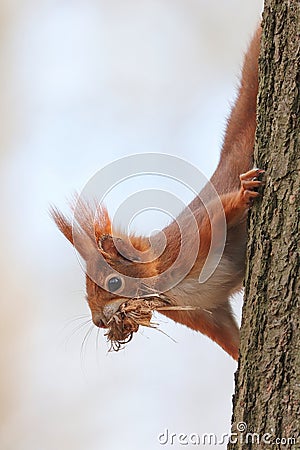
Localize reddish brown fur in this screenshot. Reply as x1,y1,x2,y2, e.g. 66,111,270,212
154,27,262,359
51,26,262,360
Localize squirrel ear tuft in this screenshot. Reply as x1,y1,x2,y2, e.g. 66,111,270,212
50,207,74,245
51,203,98,261
94,206,112,243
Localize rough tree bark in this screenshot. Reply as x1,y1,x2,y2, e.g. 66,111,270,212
228,1,299,449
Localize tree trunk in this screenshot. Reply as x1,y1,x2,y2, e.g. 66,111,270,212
228,1,300,449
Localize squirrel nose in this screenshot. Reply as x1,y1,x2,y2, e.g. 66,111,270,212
102,298,126,322
92,313,108,328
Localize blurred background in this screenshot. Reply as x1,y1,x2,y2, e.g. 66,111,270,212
0,1,263,449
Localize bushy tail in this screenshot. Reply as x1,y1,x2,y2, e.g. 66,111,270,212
189,25,261,211
211,25,261,194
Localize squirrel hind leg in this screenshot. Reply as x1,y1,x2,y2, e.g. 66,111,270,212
205,302,240,361
162,301,240,360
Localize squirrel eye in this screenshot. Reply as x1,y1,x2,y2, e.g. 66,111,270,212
105,275,124,294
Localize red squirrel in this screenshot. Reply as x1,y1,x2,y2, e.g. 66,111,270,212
52,26,262,360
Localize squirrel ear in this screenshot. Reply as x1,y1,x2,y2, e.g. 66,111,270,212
115,238,141,262
98,234,118,259
94,207,141,261
98,235,141,262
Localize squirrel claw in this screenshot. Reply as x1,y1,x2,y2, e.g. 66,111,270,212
239,168,264,206
240,168,265,181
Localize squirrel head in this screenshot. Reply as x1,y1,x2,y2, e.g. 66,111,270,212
51,200,159,328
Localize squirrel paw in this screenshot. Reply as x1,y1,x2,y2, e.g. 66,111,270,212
239,168,265,206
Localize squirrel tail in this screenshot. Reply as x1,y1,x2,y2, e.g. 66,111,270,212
210,25,262,195
188,25,262,212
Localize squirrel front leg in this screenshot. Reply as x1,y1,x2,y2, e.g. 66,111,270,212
220,168,264,227
199,168,264,248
